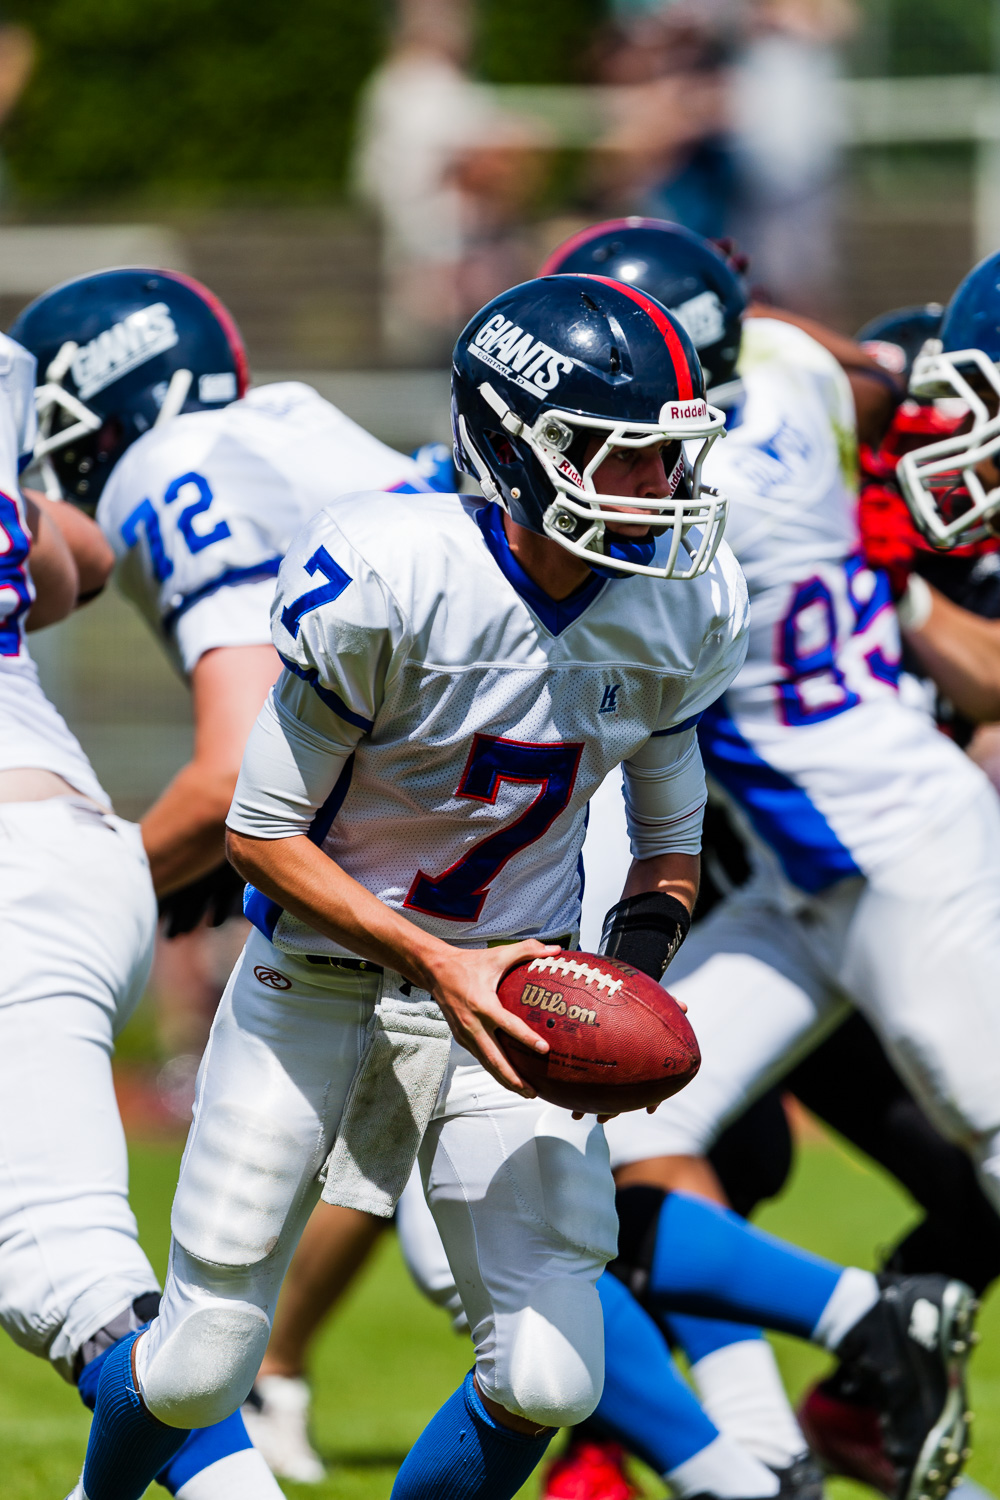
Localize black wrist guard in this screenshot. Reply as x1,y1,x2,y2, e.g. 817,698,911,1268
599,891,692,981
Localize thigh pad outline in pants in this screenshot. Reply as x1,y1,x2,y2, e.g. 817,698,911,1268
139,933,375,1428
605,887,852,1169
422,1046,618,1428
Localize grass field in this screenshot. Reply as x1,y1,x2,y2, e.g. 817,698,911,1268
3,1128,998,1500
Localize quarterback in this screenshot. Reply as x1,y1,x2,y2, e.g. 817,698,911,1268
69,272,750,1500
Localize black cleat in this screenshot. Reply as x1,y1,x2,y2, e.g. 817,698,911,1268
771,1454,826,1500
833,1275,978,1500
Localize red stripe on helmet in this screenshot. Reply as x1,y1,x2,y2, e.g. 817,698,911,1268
537,218,647,275
577,273,694,400
161,269,250,398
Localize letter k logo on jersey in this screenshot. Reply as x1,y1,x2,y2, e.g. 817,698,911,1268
599,684,621,715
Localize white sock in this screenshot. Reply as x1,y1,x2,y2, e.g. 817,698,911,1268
812,1267,880,1351
668,1433,781,1499
691,1339,807,1470
175,1449,286,1500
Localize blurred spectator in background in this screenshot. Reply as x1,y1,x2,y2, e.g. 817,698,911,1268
593,0,854,315
593,1,739,240
354,0,547,363
0,14,33,206
730,0,855,314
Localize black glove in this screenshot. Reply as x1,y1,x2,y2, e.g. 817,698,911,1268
158,860,246,939
599,891,691,981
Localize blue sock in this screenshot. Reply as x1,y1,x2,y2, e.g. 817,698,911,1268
664,1312,766,1366
647,1192,842,1338
390,1369,552,1500
81,1330,188,1500
592,1272,719,1474
78,1338,254,1496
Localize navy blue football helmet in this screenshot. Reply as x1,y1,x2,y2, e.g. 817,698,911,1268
855,304,943,385
539,218,747,402
898,254,1000,547
9,267,249,508
451,274,727,580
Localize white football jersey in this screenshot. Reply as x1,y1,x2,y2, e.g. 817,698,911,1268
96,382,436,676
0,334,109,804
229,492,748,955
697,317,988,895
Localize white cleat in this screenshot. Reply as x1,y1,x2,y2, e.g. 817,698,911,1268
242,1374,326,1484
948,1483,998,1500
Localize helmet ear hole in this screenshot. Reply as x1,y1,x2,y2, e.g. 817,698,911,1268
485,430,518,466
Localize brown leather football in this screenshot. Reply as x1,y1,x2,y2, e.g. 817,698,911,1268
497,949,700,1113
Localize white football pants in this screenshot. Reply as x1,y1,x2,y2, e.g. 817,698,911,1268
135,929,617,1431
0,797,158,1379
603,786,1000,1213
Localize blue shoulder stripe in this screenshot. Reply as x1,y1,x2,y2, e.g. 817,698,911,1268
162,558,283,633
651,711,704,737
277,652,374,733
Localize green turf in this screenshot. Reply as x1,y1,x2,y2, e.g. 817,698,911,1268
2,1130,997,1499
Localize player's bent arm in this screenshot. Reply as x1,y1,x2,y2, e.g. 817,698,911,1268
225,686,553,1095
22,487,113,610
226,828,553,1097
21,492,79,629
899,578,1000,722
142,644,282,896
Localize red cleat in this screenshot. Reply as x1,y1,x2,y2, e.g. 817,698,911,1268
543,1440,641,1500
799,1378,896,1496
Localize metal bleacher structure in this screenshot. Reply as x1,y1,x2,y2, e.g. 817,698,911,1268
4,73,995,815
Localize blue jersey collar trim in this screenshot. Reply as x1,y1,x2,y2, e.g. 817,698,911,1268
475,503,609,636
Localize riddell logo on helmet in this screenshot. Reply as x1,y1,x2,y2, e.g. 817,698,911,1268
72,302,179,401
471,314,574,400
661,398,708,424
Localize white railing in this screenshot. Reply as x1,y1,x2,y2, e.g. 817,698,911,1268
492,77,1000,259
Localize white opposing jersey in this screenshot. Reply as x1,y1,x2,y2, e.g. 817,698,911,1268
96,382,436,676
697,317,987,894
0,334,108,804
230,492,748,955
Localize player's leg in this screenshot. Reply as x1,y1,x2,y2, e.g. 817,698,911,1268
242,1201,385,1483
0,798,282,1500
603,884,845,1478
390,1046,618,1499
77,934,379,1500
837,788,1000,1212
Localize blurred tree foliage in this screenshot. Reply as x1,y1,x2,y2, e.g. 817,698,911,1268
476,0,606,85
853,0,994,76
2,0,606,206
1,0,384,203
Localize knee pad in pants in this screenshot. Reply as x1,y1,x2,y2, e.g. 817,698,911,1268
135,1247,271,1430
483,1276,605,1428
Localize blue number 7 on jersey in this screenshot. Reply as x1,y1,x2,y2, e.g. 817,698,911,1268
281,546,353,639
405,734,584,923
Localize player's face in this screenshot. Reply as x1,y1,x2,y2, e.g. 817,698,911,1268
582,437,681,536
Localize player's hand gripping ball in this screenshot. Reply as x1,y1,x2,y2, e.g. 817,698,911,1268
497,950,700,1113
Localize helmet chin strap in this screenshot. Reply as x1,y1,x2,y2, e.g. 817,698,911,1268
155,368,193,427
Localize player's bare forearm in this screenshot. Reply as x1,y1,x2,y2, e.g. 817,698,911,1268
903,586,1000,722
226,828,554,1095
22,493,79,628
621,851,700,913
143,644,282,897
22,487,114,605
142,761,238,894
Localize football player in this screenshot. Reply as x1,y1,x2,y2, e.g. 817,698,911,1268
542,220,997,1500
70,272,978,1500
10,264,453,1484
0,330,287,1498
